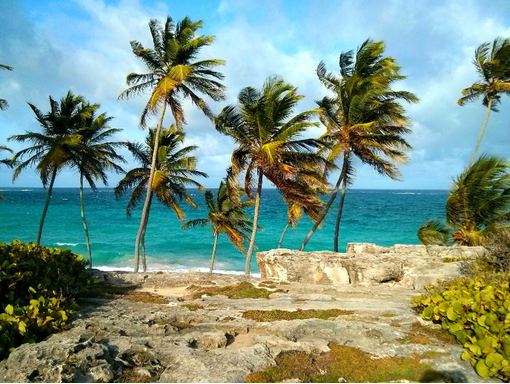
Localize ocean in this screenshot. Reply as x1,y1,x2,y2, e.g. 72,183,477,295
0,188,447,274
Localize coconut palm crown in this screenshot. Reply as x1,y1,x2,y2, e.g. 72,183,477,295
216,75,331,274
182,178,255,273
0,64,13,110
301,39,418,252
418,155,510,246
458,37,510,167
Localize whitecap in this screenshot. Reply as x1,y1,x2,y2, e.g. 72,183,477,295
56,242,79,246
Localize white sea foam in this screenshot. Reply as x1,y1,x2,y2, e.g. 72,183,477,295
56,242,79,246
95,265,261,277
21,189,32,192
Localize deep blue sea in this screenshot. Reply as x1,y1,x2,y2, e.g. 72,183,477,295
0,188,447,274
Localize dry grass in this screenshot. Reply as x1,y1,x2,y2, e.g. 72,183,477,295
181,303,204,311
81,283,168,304
187,281,283,300
401,322,457,345
247,342,448,383
242,308,354,322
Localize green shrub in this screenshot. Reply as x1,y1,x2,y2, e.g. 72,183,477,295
411,272,510,380
0,241,89,359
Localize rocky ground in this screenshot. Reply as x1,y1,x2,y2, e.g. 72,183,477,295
0,270,497,383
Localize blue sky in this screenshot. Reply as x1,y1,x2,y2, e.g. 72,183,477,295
1,0,509,189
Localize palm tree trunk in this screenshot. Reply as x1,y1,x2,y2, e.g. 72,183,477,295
300,151,350,251
333,176,348,252
79,174,92,268
36,168,57,245
140,192,153,272
134,103,167,272
468,98,493,168
210,233,219,273
278,221,291,249
245,169,263,275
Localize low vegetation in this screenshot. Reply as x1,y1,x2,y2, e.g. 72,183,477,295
411,236,510,380
81,284,168,305
0,241,89,359
246,342,448,383
187,281,283,300
242,309,353,322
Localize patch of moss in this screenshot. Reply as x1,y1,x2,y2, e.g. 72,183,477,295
220,316,237,322
155,319,193,330
402,322,457,345
380,313,398,318
390,321,402,327
278,281,290,285
246,342,449,383
242,308,354,322
181,303,204,311
118,368,153,383
419,351,450,360
294,298,307,302
187,281,283,300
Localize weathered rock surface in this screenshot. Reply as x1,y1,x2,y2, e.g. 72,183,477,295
0,267,495,383
256,243,485,289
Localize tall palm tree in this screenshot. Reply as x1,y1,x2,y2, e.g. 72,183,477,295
300,39,418,252
458,37,510,167
216,75,330,275
182,178,254,273
74,104,126,268
118,16,225,272
418,155,510,246
0,145,13,201
9,91,87,245
0,64,13,110
115,128,207,272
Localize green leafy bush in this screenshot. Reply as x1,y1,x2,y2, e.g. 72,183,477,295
0,241,89,359
411,272,510,380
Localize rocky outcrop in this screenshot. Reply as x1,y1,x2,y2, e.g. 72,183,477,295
256,243,485,289
0,271,491,383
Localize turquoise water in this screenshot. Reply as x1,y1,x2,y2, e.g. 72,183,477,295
0,188,447,273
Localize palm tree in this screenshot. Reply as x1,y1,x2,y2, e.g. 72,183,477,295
182,178,254,273
300,39,418,252
418,155,510,246
0,145,13,201
216,75,330,275
74,103,126,268
458,37,510,167
9,91,87,245
118,16,225,272
115,128,207,272
0,64,13,110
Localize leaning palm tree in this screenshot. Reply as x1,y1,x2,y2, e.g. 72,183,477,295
182,178,254,273
216,75,330,275
118,16,225,272
73,103,126,268
0,64,13,110
418,155,510,246
115,128,207,272
9,91,87,245
458,37,510,167
300,39,418,252
0,145,13,201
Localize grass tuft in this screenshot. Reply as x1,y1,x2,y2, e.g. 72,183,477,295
181,303,204,311
401,322,457,345
81,283,168,304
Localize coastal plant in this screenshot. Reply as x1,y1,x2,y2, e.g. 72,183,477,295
411,272,510,380
418,155,510,246
182,178,255,273
73,103,126,268
0,64,13,110
9,91,88,245
458,37,510,167
215,75,330,274
301,39,418,252
115,128,206,271
118,16,225,272
0,241,89,359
